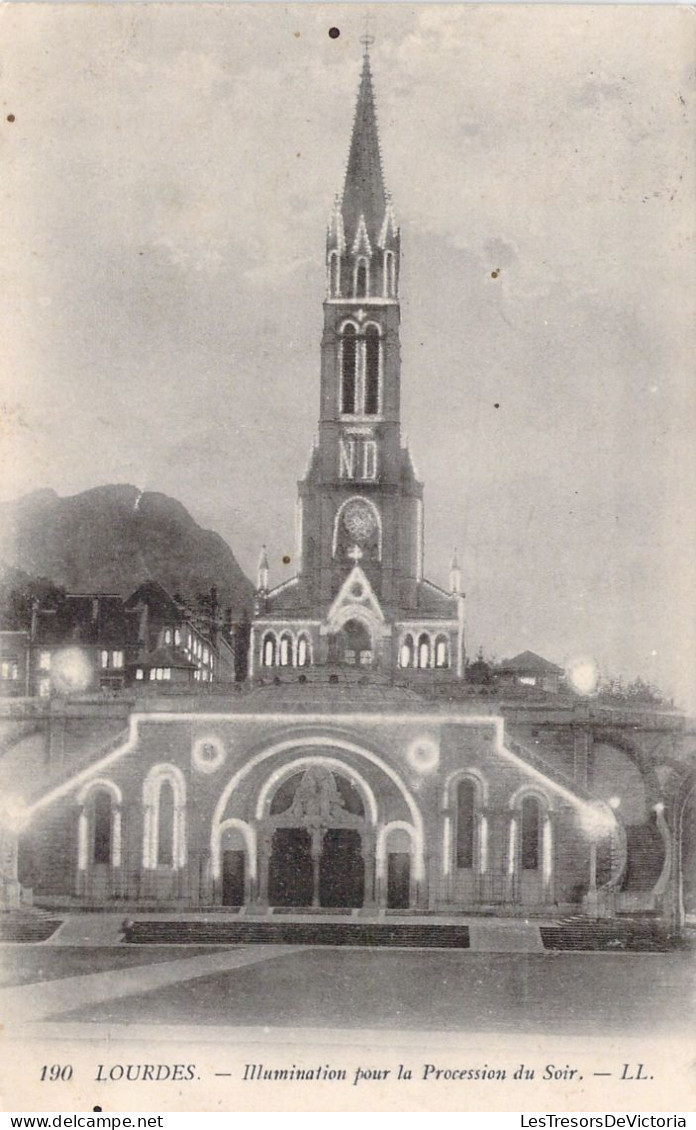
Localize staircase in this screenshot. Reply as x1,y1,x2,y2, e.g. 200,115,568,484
0,909,63,943
124,919,471,949
540,917,678,953
621,822,665,891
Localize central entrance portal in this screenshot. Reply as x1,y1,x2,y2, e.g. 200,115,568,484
264,766,368,909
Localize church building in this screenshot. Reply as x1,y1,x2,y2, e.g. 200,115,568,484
1,46,688,930
251,50,464,685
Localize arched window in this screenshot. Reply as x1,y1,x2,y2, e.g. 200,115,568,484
399,634,414,669
521,796,541,870
355,258,368,298
338,619,372,667
329,250,341,297
157,780,175,866
93,791,112,865
262,633,276,667
364,325,380,415
142,765,187,872
456,779,476,869
341,324,357,415
417,633,431,669
383,250,395,297
279,632,293,667
435,636,449,668
297,634,310,667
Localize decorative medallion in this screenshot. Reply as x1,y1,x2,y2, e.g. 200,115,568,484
192,735,227,774
406,736,440,774
342,500,377,542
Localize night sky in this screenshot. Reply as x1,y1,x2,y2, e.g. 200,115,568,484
2,4,694,706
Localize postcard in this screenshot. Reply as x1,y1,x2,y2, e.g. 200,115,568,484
0,2,694,1115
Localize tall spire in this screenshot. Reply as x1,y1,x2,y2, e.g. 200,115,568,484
342,47,387,247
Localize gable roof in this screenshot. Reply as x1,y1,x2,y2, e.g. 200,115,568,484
325,564,385,631
33,595,139,647
499,651,564,675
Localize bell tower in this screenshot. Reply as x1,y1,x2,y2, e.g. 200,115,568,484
298,44,423,615
251,44,465,682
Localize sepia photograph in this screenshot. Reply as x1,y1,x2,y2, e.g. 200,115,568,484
0,2,694,1114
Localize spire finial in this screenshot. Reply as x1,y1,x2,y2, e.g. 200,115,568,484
450,547,462,595
257,545,270,592
360,14,375,55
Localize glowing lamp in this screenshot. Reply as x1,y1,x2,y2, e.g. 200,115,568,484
566,656,599,697
51,648,93,694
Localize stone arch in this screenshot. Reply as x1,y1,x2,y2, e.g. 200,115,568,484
508,786,554,898
210,734,424,882
261,630,277,668
444,769,489,877
77,778,122,871
589,729,663,811
255,756,378,825
142,764,187,870
398,632,415,668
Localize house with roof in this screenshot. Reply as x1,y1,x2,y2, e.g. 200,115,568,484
495,651,565,694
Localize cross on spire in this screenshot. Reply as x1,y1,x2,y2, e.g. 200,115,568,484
360,14,375,55
347,544,364,564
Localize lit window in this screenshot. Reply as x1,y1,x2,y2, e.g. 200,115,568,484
297,635,308,667
435,637,449,669
203,647,209,663
519,676,536,686
164,629,172,645
100,650,109,669
39,676,50,697
187,632,192,649
1,661,18,680
417,633,431,669
399,635,414,669
174,629,181,646
38,651,51,671
279,634,292,667
112,651,124,669
262,634,276,667
149,669,156,681
135,668,144,681
163,668,171,681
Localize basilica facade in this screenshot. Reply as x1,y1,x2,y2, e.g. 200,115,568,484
2,48,690,928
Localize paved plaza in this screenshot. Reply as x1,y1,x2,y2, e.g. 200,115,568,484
0,914,693,1040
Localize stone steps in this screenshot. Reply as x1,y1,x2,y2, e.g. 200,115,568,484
0,910,63,943
124,919,471,948
540,920,679,952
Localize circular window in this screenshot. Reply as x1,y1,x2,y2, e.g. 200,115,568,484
406,736,440,774
192,735,227,774
342,500,377,542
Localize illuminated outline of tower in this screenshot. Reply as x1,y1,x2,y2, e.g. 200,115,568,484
251,45,465,683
